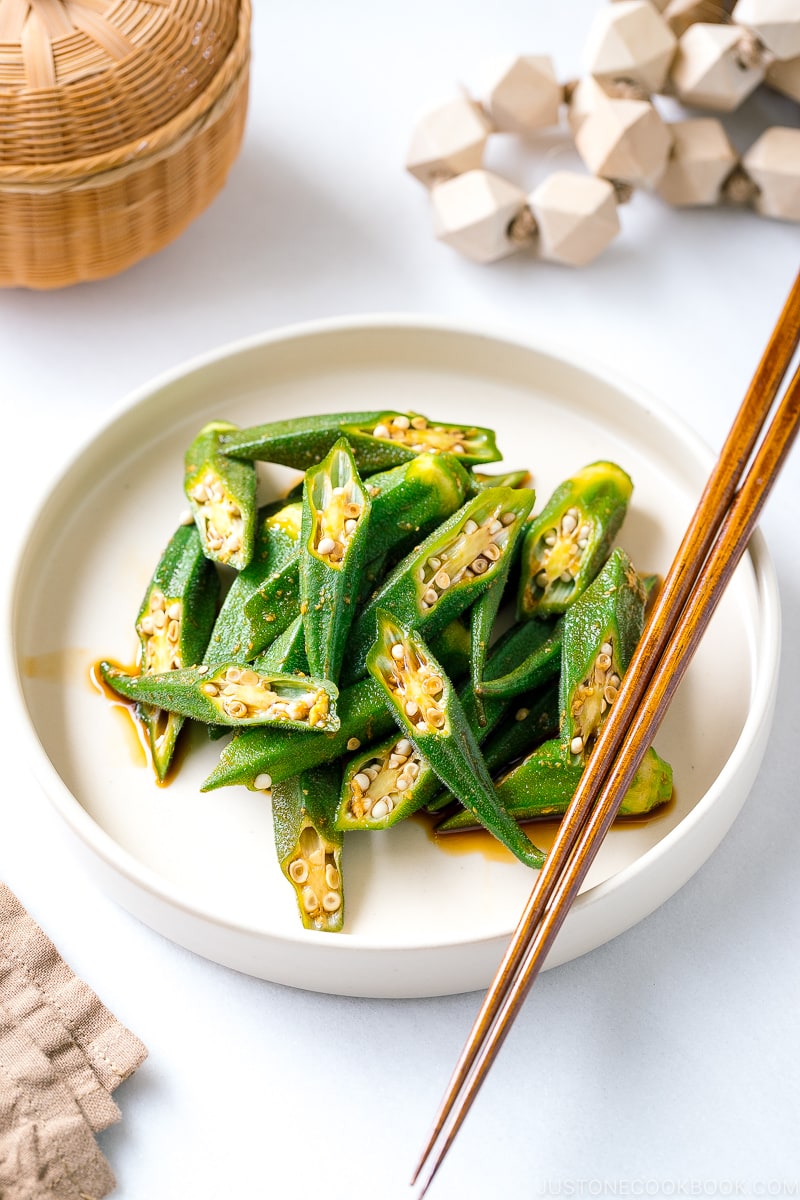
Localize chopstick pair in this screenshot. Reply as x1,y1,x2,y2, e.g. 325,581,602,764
412,269,800,1197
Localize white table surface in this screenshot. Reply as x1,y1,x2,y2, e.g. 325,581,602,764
2,3,799,1198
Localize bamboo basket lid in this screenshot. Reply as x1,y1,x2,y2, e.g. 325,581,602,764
0,0,241,166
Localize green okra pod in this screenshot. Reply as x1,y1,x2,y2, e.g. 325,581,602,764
205,500,302,663
184,421,258,570
518,461,632,620
437,740,673,831
133,523,220,780
337,614,559,831
99,661,338,732
341,485,535,686
272,765,344,933
468,468,532,494
560,546,646,762
201,620,472,792
365,611,544,869
254,614,309,676
476,616,563,700
218,409,501,473
299,439,372,682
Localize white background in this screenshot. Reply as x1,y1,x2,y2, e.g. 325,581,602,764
2,2,799,1198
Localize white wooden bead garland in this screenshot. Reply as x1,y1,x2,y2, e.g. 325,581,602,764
405,0,800,266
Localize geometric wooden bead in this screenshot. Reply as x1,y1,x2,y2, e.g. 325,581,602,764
481,55,562,133
567,75,617,135
766,53,800,101
743,127,800,221
405,96,492,188
584,0,678,92
530,172,621,266
431,169,527,262
663,0,735,38
670,24,766,111
656,118,739,205
575,94,673,187
732,0,800,60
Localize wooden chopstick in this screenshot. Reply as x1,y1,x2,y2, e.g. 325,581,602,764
412,269,800,1195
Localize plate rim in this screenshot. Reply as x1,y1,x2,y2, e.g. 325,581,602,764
7,313,782,961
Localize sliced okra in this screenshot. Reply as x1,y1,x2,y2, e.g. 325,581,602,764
99,661,338,732
133,523,220,780
468,542,516,725
341,486,535,686
201,619,472,792
518,461,632,620
254,614,309,676
184,421,258,570
219,409,501,473
272,765,344,933
476,616,563,700
300,439,371,682
205,500,302,663
560,546,646,763
242,453,470,653
437,740,672,831
366,611,544,869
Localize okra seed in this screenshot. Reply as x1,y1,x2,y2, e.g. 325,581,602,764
577,538,588,549
289,859,308,883
197,665,209,675
434,570,450,590
579,524,591,538
560,570,573,583
604,685,618,704
225,700,248,718
317,536,336,555
178,508,193,525
239,669,259,685
452,443,464,454
426,707,445,729
371,799,389,819
353,772,371,791
345,519,357,535
561,513,578,535
254,772,272,790
601,642,612,655
488,519,503,535
393,415,411,430
429,556,442,570
515,708,529,721
405,700,419,717
420,601,430,612
501,512,516,526
343,502,361,519
373,424,390,439
167,620,180,642
226,666,243,683
415,719,427,732
346,737,361,751
544,531,557,547
139,616,154,635
417,567,426,581
463,519,478,535
596,652,612,671
201,682,219,696
396,776,410,792
405,761,420,779
610,673,620,687
395,739,413,756
364,765,380,781
153,609,166,628
391,643,405,660
302,888,319,914
329,542,344,562
471,557,488,575
570,735,584,755
484,544,501,562
423,587,438,605
325,865,340,889
536,571,548,587
423,675,444,696
167,602,182,620
388,753,407,769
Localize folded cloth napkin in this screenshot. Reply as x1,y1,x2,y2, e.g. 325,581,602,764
0,883,147,1199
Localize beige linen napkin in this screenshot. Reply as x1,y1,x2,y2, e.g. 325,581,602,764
0,884,147,1199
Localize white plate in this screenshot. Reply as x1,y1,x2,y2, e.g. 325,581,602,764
10,318,780,998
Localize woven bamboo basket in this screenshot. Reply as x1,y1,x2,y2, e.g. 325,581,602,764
0,0,251,289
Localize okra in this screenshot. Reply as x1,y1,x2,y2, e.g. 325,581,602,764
476,616,563,700
560,546,646,762
366,611,545,869
133,523,220,780
184,421,258,570
300,439,371,682
469,468,531,493
518,461,632,619
242,453,470,654
272,765,344,933
99,661,338,732
201,620,472,792
437,740,672,831
254,614,309,676
205,500,302,663
341,486,535,686
218,410,501,473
